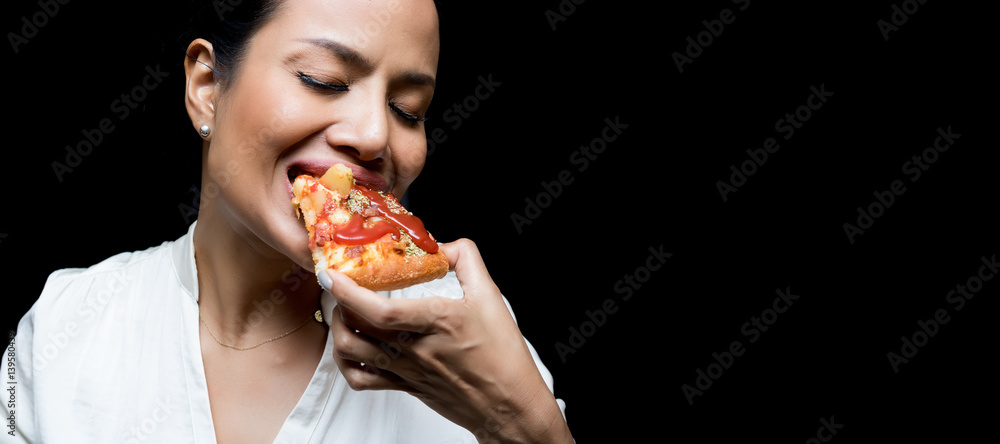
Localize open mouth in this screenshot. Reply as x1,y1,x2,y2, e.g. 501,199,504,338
285,165,321,199
286,161,334,189
286,160,388,194
287,165,312,183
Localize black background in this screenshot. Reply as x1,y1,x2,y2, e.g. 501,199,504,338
2,0,995,442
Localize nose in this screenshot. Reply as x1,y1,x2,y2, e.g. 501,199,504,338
323,91,390,162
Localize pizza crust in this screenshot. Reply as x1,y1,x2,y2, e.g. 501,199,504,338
293,173,449,291
316,237,450,291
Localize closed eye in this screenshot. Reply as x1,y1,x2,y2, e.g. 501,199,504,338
297,71,348,92
390,103,428,125
298,71,426,125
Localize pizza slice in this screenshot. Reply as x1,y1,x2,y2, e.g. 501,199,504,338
291,164,449,291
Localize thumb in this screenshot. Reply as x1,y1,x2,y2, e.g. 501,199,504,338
438,238,500,303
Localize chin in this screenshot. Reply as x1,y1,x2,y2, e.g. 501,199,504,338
282,234,317,273
255,183,320,276
292,251,317,274
257,213,315,272
273,242,317,278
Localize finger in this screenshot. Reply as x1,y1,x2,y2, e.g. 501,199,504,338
438,238,501,302
337,305,427,370
323,269,446,333
329,305,385,364
332,350,412,392
331,306,419,381
338,304,399,345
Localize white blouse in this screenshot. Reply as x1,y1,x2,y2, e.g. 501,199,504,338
3,222,564,443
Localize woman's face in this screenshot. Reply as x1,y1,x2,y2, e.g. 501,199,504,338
200,0,439,268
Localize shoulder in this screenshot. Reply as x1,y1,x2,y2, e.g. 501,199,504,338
9,234,196,442
14,234,191,377
36,240,175,310
17,238,182,353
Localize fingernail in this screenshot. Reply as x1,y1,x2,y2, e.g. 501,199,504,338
318,270,333,292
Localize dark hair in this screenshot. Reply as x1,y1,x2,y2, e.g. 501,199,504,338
179,0,284,90
178,0,441,89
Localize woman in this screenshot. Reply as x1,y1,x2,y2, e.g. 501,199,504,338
4,0,573,442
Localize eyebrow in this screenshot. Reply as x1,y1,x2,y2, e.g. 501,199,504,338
296,37,436,88
297,38,374,72
399,71,436,88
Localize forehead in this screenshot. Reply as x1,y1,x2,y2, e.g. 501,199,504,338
253,0,440,71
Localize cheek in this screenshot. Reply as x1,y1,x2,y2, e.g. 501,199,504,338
392,133,428,192
210,94,318,190
218,95,309,164
202,92,319,223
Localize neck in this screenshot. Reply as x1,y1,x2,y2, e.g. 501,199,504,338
192,202,322,349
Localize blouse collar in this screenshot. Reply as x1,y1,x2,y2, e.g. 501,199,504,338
171,221,199,303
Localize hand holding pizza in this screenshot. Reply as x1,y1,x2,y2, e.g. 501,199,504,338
321,239,574,444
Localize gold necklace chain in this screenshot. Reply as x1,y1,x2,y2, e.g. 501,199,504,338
199,308,323,351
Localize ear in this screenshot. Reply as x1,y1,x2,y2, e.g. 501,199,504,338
184,38,217,139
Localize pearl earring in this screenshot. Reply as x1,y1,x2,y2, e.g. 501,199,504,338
199,124,211,137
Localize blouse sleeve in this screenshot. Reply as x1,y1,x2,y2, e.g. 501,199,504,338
1,263,119,444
